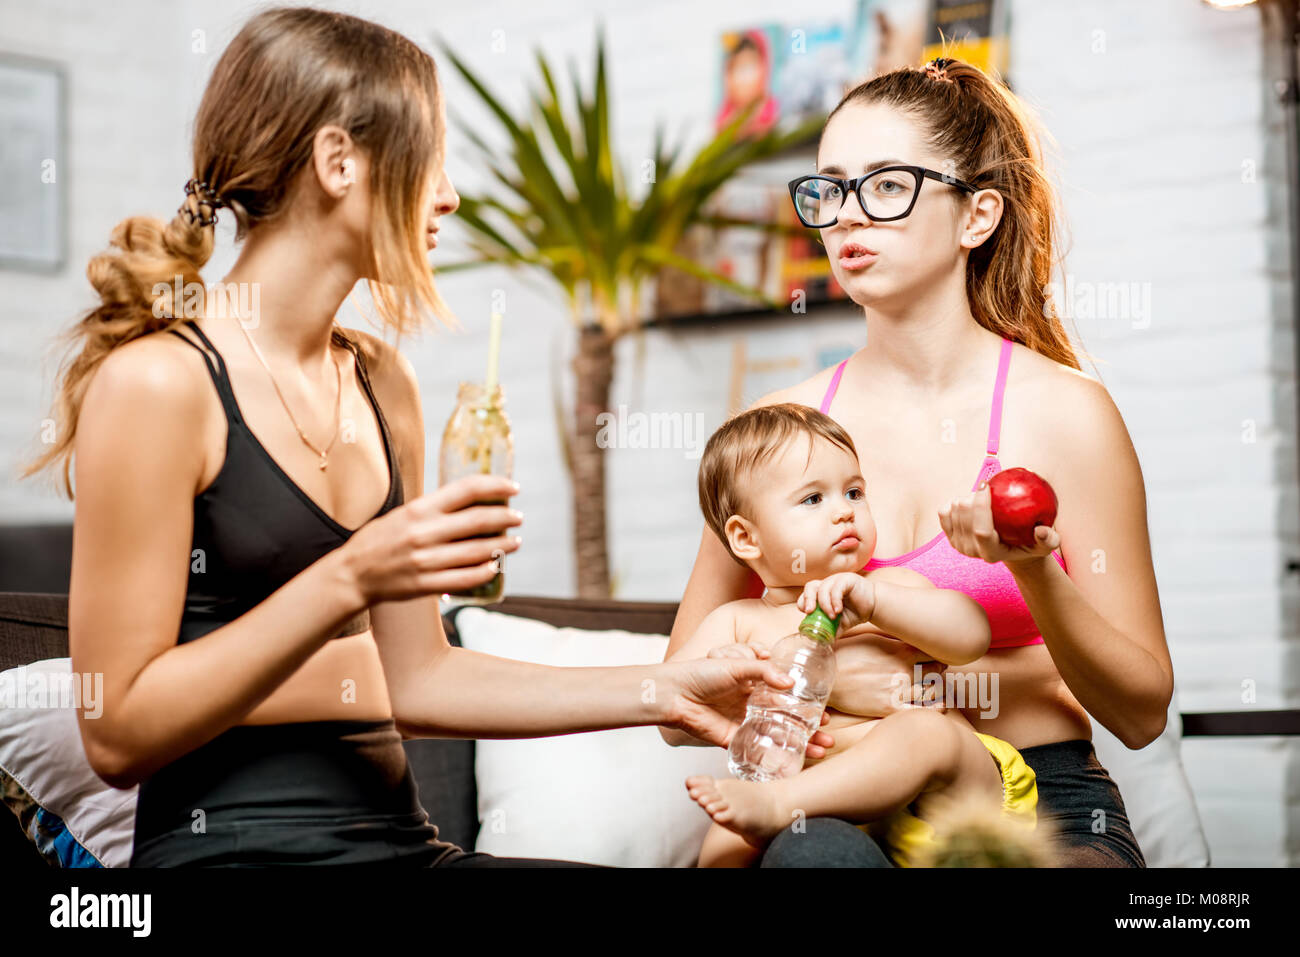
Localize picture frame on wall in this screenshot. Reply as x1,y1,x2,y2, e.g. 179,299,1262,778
0,53,68,273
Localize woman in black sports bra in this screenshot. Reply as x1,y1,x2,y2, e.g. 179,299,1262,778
22,7,805,867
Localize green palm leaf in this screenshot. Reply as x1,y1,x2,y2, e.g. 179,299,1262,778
433,29,820,336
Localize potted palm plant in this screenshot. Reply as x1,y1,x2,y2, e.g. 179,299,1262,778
435,27,820,598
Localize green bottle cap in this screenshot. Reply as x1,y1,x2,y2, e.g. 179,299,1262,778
799,607,840,643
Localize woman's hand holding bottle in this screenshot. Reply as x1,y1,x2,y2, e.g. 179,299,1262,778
658,656,843,753
339,474,522,605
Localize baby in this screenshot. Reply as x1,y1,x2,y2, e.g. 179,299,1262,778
665,402,1038,867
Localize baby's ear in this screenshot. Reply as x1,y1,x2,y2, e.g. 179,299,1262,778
724,514,762,562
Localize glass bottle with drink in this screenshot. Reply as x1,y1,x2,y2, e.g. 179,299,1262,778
438,381,514,606
727,607,840,782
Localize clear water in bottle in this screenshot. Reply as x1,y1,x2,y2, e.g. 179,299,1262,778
727,608,839,782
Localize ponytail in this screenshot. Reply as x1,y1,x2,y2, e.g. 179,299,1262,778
17,190,215,498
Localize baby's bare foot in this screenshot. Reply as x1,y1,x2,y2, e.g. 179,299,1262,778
684,775,793,848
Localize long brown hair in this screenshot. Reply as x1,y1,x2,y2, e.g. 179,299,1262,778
826,55,1089,372
21,6,455,498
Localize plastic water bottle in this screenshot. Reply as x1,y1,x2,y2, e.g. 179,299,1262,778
727,608,839,782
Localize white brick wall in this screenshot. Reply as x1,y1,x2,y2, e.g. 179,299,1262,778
1008,0,1299,867
1,0,1295,865
0,2,196,513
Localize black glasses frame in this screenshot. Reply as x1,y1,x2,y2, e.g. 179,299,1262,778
787,165,981,227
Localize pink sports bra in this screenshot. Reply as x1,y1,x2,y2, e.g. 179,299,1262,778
820,337,1066,651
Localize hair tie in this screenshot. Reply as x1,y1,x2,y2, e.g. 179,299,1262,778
179,178,226,228
923,57,955,83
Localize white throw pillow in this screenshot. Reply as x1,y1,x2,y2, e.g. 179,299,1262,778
452,607,733,867
1089,685,1210,867
0,658,137,867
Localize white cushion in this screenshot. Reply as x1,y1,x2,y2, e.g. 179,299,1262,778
452,607,731,867
0,658,137,867
1089,685,1211,867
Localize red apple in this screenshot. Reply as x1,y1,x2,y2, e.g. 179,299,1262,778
986,468,1058,548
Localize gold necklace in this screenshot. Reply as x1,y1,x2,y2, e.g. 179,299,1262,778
236,321,343,470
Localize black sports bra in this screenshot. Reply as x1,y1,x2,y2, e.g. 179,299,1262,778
166,319,402,643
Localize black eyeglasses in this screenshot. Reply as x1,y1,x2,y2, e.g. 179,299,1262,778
787,165,981,227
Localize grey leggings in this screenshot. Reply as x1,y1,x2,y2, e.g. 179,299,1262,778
759,738,1146,868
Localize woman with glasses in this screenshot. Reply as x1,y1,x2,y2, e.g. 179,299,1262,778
667,57,1170,868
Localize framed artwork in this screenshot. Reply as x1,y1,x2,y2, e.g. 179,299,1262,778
0,54,67,272
712,1,933,138
921,0,1012,79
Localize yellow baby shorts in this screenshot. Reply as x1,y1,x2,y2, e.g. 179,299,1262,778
860,731,1038,867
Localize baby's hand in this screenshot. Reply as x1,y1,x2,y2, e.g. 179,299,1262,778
796,573,877,631
707,642,771,661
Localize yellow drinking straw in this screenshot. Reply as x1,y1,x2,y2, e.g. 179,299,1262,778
485,310,503,393
477,311,504,474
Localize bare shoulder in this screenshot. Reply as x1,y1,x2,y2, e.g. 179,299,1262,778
1015,345,1134,460
77,329,212,490
1013,342,1107,409
724,597,766,639
84,330,212,435
860,564,934,589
